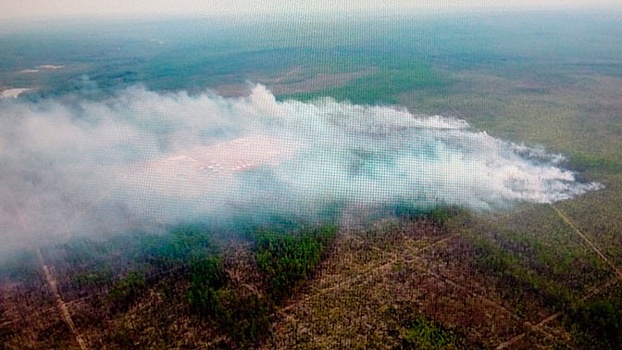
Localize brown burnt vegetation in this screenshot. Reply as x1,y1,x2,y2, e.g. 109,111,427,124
1,207,621,349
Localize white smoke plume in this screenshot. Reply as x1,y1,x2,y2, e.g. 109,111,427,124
0,84,601,252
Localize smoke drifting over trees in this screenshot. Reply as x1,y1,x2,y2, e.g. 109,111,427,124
0,84,601,253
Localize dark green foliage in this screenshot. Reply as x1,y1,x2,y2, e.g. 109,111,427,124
108,324,135,348
35,225,217,283
281,59,448,105
187,256,228,317
188,225,337,346
376,203,460,225
183,225,338,346
140,225,217,267
69,266,113,290
254,226,337,302
402,316,469,350
568,152,622,174
0,250,40,282
220,293,272,346
565,298,622,350
472,238,576,313
189,256,227,290
108,271,146,311
427,206,460,225
389,306,484,350
186,255,272,347
389,203,428,219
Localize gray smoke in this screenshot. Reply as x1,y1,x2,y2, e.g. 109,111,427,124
0,84,601,252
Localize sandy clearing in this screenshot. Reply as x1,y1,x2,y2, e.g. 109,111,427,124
122,135,298,197
0,88,31,98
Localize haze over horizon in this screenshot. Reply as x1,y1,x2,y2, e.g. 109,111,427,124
1,0,620,20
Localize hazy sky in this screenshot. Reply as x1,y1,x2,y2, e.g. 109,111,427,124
1,0,619,20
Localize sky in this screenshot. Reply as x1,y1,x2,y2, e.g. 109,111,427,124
1,0,620,20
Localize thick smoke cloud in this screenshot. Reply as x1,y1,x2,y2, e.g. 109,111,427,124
0,84,601,251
